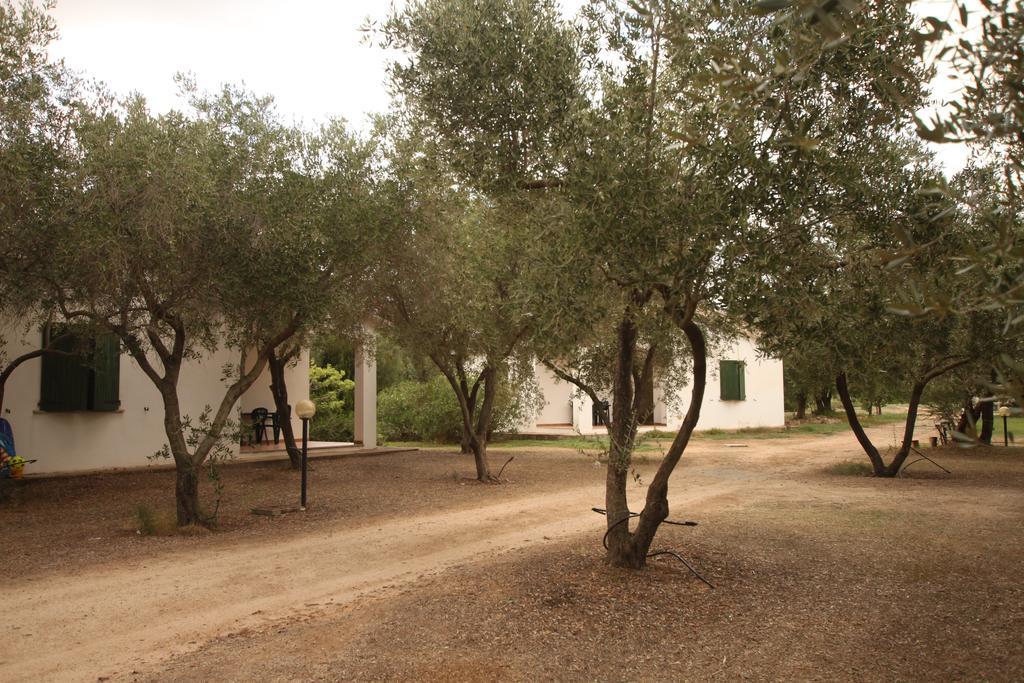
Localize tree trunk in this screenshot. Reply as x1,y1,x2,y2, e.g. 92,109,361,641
147,346,271,527
604,315,642,566
175,464,202,526
469,365,499,481
887,380,927,474
460,389,477,454
155,378,207,525
979,399,994,444
794,392,807,420
268,348,301,468
0,338,78,416
836,372,893,475
957,399,980,435
625,319,707,566
469,439,491,480
156,363,272,527
813,389,833,415
435,357,497,482
604,466,639,567
106,310,297,528
837,367,960,477
603,305,707,570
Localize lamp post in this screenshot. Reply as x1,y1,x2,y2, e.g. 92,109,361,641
998,405,1011,447
295,399,316,509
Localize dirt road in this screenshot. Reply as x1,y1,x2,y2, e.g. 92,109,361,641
0,426,940,681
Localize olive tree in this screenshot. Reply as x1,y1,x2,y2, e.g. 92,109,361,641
696,0,1007,473
754,141,1007,475
373,127,544,480
381,0,812,567
26,86,371,525
748,0,1024,402
245,119,382,467
0,0,80,413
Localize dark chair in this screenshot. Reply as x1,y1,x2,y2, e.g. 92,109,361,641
251,407,271,444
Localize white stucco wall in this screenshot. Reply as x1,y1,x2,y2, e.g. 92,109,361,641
521,334,784,435
534,361,575,425
663,336,785,431
2,320,310,475
239,348,311,440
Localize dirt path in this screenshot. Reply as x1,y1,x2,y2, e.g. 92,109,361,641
0,426,912,681
2,476,747,681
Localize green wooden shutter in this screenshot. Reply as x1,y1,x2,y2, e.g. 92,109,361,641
737,361,746,400
719,360,746,401
39,327,90,411
90,334,121,411
720,360,734,401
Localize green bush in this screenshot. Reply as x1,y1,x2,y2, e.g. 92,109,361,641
378,373,531,443
310,408,354,442
379,377,463,442
135,504,157,535
309,363,355,442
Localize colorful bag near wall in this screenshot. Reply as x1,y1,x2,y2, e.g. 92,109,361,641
0,419,16,478
0,418,13,456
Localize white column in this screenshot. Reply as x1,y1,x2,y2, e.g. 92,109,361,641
573,392,593,434
353,330,377,448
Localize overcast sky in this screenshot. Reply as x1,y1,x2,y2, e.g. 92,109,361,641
48,1,403,130
47,0,967,171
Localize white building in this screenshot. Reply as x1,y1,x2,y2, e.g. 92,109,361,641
523,334,784,435
0,321,378,475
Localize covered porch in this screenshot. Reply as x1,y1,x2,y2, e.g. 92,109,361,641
239,333,379,456
238,440,414,464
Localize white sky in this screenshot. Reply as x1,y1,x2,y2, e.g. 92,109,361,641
48,0,966,171
48,1,401,130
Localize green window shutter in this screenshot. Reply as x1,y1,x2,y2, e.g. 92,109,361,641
720,360,734,401
90,334,121,411
720,360,746,401
39,327,90,411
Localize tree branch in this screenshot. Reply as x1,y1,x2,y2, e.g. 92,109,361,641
541,358,605,422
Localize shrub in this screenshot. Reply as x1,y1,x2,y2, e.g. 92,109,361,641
133,504,177,535
379,373,532,443
379,377,463,442
135,504,157,535
309,363,355,442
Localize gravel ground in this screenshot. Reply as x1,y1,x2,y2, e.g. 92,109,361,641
0,448,603,579
3,431,1022,681
149,445,1024,682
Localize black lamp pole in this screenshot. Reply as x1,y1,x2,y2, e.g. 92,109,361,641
301,416,309,508
1003,414,1009,447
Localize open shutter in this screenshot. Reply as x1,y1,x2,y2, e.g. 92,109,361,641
737,361,746,401
39,327,90,411
91,334,121,411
